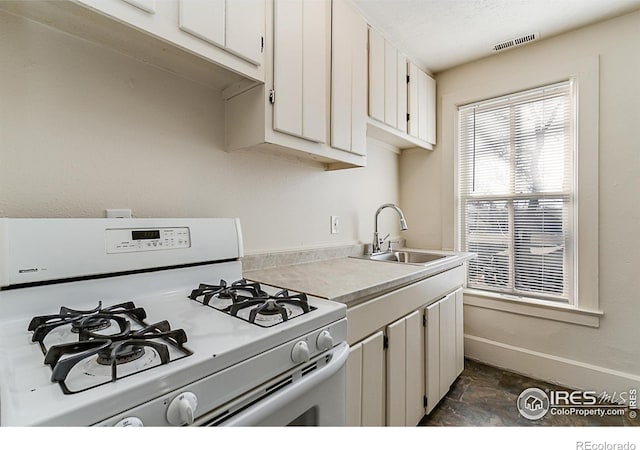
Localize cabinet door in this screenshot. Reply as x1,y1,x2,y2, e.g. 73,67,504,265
425,72,436,144
408,62,419,138
361,331,385,426
350,11,368,155
386,316,406,426
178,0,226,48
417,69,429,142
384,40,397,128
346,342,363,426
405,310,425,426
226,0,264,65
424,300,440,414
368,27,385,123
407,62,436,145
396,52,407,133
439,292,457,395
386,310,424,426
273,0,303,138
301,0,328,142
455,288,465,377
330,0,367,155
273,0,327,143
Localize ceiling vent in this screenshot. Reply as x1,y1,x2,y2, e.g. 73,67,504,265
492,32,540,52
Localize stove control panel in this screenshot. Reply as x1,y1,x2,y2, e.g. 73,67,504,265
106,227,191,254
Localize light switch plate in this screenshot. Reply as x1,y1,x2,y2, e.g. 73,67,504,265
331,216,339,234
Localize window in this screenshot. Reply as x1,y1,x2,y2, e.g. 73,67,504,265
457,81,575,303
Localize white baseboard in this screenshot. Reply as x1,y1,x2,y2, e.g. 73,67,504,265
465,334,640,393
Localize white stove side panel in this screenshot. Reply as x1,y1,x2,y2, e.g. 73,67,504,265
0,218,242,287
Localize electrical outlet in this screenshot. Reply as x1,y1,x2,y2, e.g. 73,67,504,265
331,216,339,234
106,209,132,219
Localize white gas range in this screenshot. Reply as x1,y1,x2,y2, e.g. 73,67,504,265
0,218,348,426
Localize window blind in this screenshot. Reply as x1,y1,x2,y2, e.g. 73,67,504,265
457,81,575,302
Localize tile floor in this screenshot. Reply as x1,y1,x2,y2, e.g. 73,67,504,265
419,359,639,426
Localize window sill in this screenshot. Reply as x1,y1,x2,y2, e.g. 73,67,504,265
463,288,603,328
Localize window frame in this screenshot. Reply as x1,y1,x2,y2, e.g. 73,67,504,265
444,55,601,327
456,80,576,305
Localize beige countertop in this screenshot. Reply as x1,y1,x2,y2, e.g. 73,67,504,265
244,249,474,306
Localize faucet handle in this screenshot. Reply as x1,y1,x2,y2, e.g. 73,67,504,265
378,234,390,251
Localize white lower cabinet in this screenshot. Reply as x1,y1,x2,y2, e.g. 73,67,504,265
386,310,424,426
345,272,465,426
346,331,385,426
425,288,464,413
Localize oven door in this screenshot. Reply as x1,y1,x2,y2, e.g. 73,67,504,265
196,341,349,426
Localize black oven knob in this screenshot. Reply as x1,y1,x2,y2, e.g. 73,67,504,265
166,392,198,426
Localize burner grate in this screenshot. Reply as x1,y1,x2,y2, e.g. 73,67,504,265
27,302,192,395
189,280,316,327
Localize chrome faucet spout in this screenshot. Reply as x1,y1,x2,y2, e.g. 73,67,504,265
372,203,408,254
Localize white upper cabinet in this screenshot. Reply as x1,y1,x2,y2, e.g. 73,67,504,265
330,0,367,156
21,0,269,83
178,0,226,48
179,0,265,66
396,52,408,134
273,0,327,143
408,61,436,145
226,0,265,65
368,28,407,132
367,25,436,150
225,0,366,169
383,40,398,128
368,27,385,123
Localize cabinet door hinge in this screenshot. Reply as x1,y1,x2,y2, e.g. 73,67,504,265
260,36,264,53
269,89,275,104
383,336,389,350
407,113,411,122
407,75,410,83
422,315,426,327
423,395,428,408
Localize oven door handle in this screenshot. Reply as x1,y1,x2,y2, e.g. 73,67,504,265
220,341,349,426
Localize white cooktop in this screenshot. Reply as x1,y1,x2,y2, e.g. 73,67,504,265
0,262,345,426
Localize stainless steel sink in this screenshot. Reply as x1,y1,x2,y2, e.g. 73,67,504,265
356,250,452,265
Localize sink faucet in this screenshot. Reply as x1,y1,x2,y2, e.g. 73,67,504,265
372,203,408,254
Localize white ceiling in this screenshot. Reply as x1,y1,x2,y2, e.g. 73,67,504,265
352,0,640,73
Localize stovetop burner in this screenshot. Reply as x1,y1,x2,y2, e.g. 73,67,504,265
188,279,316,327
27,301,192,394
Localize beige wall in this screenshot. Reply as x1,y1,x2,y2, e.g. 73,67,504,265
0,11,401,254
400,10,640,386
